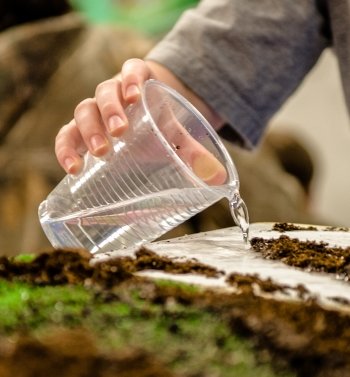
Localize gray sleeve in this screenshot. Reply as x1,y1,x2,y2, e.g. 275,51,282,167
146,0,331,148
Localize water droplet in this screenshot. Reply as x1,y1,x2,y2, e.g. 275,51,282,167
229,195,250,245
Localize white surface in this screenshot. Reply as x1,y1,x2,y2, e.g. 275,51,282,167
94,223,350,310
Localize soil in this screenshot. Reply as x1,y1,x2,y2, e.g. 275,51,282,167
1,233,350,376
0,246,222,287
272,222,350,233
251,235,350,282
226,272,310,300
272,223,319,232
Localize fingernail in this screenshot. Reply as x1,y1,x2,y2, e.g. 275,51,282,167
192,154,227,185
125,84,140,100
108,115,126,134
90,134,108,153
64,157,77,173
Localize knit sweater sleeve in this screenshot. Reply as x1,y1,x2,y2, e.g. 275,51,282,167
146,0,331,147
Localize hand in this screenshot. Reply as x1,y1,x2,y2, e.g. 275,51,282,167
55,58,225,175
55,58,158,174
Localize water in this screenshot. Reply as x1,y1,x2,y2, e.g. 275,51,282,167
40,185,249,254
229,198,250,244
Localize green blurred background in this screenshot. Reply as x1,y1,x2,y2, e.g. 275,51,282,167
70,0,198,36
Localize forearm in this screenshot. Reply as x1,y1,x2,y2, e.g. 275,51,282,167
146,0,329,148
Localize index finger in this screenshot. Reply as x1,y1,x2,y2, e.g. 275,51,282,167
55,120,85,174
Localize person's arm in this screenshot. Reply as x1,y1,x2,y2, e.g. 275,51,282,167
146,0,331,147
56,0,331,174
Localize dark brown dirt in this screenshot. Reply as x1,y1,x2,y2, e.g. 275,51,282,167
272,222,350,233
132,247,223,277
272,223,318,232
226,273,310,299
0,246,222,288
251,235,350,281
1,248,350,376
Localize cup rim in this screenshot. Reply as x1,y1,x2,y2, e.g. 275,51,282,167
141,79,239,190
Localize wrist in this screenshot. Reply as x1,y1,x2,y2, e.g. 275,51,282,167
145,60,224,130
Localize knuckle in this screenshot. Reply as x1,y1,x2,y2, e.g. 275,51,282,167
55,120,76,149
122,58,144,75
54,142,67,161
74,98,95,116
55,124,70,143
124,57,143,67
95,78,116,97
95,81,107,97
100,101,117,115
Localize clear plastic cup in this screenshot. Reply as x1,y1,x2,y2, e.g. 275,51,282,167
38,79,249,254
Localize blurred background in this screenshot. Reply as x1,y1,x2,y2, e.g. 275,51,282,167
270,50,350,228
0,0,349,255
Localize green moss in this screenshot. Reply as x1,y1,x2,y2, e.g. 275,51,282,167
152,277,201,292
0,279,293,377
0,280,90,331
12,254,36,263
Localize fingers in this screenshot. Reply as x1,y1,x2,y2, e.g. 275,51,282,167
174,129,228,186
95,60,152,137
55,120,85,175
56,98,111,174
55,59,155,174
191,151,228,186
95,77,128,138
159,107,227,186
74,98,111,156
